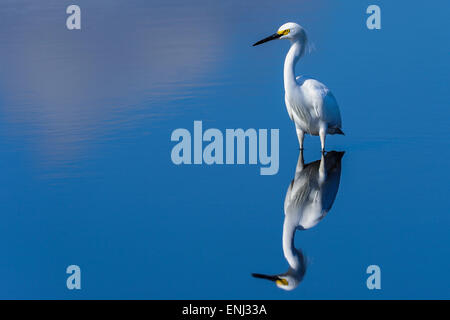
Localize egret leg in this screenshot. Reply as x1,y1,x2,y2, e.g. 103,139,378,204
319,126,326,152
296,149,304,174
295,125,304,150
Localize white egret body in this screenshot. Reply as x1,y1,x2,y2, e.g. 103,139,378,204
253,22,344,151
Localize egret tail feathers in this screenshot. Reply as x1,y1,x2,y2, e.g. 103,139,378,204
334,128,345,135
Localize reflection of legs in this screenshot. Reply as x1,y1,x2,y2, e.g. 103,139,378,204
296,149,304,174
295,124,304,150
318,152,326,184
319,124,326,152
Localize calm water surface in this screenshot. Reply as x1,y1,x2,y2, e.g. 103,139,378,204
0,0,449,299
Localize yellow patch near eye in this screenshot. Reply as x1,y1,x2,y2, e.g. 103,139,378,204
277,29,290,36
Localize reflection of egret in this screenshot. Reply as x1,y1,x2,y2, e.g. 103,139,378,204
252,151,344,290
253,22,344,151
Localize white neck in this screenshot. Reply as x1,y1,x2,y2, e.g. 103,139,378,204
283,39,305,92
282,214,301,270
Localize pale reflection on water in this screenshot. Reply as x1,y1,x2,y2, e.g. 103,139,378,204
252,151,344,291
0,1,227,174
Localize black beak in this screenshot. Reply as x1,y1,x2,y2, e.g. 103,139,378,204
251,273,281,282
252,33,281,46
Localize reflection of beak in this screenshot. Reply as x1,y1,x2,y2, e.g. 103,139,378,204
252,33,282,46
252,273,280,281
252,273,289,286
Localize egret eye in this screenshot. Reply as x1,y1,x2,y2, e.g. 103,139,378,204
277,29,290,36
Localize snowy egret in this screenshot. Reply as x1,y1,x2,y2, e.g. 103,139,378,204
252,150,344,290
253,22,344,151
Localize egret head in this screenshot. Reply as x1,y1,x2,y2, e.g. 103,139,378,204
251,248,307,291
253,22,307,46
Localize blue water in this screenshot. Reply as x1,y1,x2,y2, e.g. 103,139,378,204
0,0,449,299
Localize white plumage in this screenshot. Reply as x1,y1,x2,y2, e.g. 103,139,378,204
254,22,343,151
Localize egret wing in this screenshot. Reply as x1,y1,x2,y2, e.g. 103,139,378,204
321,91,342,128
300,78,342,128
